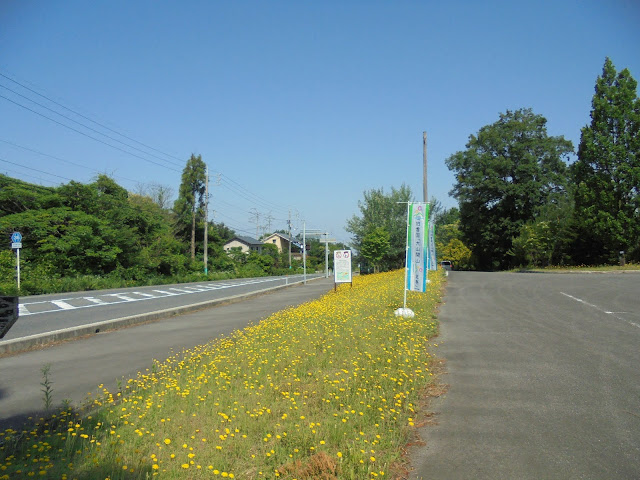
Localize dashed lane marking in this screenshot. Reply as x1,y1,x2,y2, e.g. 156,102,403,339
560,292,640,330
17,276,316,317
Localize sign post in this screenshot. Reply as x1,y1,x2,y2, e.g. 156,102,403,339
11,232,22,290
333,250,352,290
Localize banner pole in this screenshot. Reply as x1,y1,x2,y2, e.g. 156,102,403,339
403,202,411,309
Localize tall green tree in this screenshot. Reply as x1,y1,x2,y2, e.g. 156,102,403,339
446,108,573,270
571,58,640,264
174,154,207,260
359,227,391,273
346,184,413,271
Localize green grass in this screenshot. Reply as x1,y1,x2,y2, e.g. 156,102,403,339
0,269,445,479
518,262,640,273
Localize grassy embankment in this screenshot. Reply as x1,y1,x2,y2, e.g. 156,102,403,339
0,269,445,479
519,263,640,273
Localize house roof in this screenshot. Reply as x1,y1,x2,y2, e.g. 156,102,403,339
264,232,303,249
226,235,263,246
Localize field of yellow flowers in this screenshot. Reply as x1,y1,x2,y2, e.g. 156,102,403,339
0,269,445,479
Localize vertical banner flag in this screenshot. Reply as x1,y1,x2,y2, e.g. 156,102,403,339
406,202,430,292
428,219,437,271
334,250,352,284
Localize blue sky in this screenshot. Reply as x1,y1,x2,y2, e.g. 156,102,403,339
1,1,639,244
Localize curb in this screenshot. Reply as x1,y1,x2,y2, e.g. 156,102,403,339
0,276,326,356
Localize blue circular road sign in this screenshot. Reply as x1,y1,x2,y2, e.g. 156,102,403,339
11,232,22,243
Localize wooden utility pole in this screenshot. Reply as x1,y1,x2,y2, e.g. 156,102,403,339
423,131,428,202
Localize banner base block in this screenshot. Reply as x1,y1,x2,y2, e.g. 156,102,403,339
394,308,415,318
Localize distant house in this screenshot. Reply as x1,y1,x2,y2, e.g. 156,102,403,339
262,232,303,260
223,236,264,255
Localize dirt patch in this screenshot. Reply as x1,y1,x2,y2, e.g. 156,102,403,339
276,451,340,479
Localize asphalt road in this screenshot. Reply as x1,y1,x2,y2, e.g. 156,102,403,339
5,274,322,340
0,276,335,430
409,271,640,480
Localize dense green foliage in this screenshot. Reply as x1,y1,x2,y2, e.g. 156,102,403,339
0,169,332,295
446,108,574,270
346,184,413,271
359,226,391,273
440,58,639,270
571,58,640,264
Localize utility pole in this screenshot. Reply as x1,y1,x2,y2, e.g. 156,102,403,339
303,220,306,284
423,131,428,202
324,233,328,278
319,232,336,278
204,164,209,275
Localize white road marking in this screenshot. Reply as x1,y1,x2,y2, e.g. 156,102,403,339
560,292,640,329
106,294,136,301
17,276,312,317
51,300,77,310
85,297,108,305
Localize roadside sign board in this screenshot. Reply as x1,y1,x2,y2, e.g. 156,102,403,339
0,296,19,339
12,242,22,249
334,250,352,284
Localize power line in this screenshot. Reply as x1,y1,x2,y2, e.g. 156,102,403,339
0,157,73,182
0,138,138,184
0,83,182,169
0,166,59,186
217,182,291,221
211,194,287,223
0,94,181,172
0,71,184,164
217,173,290,214
211,210,260,237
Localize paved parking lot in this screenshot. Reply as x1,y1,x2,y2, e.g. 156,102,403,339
409,271,640,480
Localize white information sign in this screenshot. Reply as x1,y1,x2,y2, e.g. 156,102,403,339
334,250,352,284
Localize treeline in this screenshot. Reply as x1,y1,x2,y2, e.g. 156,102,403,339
0,169,338,295
348,58,639,271
445,58,639,270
